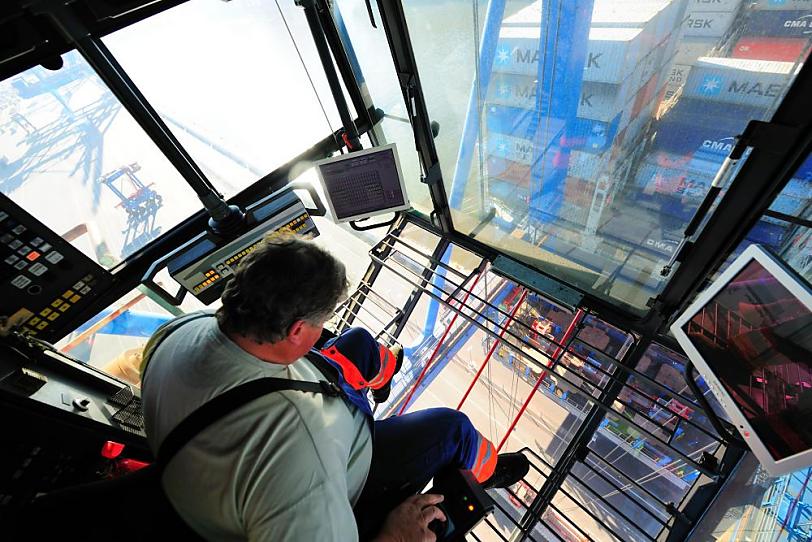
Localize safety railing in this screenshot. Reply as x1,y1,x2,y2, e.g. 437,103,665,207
332,231,735,542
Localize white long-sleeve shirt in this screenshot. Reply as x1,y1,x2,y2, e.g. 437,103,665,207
141,315,372,541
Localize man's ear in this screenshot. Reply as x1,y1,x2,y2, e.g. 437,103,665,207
287,320,307,345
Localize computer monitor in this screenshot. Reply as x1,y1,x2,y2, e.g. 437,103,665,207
314,143,410,223
671,244,812,476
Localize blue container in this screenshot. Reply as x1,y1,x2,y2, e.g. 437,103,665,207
565,113,622,154
744,10,812,38
683,57,794,108
651,98,763,161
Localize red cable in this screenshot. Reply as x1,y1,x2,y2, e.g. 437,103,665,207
457,289,527,410
397,270,485,415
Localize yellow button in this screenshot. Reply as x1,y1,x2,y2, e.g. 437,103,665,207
70,294,81,303
59,302,70,312
51,299,62,308
47,312,59,321
40,308,52,317
62,290,74,299
29,317,41,326
37,321,48,330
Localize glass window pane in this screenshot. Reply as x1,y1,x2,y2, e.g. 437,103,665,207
0,51,202,266
103,0,341,196
400,0,811,313
56,288,179,387
331,0,434,214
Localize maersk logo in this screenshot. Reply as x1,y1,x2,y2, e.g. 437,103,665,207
785,14,812,34
496,48,511,65
699,75,723,96
728,80,783,97
702,136,735,154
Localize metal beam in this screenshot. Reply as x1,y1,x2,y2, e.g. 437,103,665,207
375,0,454,233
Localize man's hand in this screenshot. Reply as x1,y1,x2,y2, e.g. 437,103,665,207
373,493,447,542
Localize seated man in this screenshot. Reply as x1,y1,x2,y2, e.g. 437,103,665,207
140,234,528,541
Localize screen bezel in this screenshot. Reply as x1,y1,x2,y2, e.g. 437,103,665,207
671,244,812,476
313,143,411,224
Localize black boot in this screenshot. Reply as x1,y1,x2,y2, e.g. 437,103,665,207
371,343,404,404
481,452,530,490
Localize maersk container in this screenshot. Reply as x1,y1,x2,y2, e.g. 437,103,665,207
732,36,808,61
487,73,633,122
683,56,796,107
687,0,741,12
743,10,812,38
486,133,538,166
495,25,643,84
682,10,737,37
751,0,812,11
484,104,564,147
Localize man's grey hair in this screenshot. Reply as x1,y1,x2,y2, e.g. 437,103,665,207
216,233,348,343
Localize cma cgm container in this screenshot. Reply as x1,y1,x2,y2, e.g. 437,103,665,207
751,0,812,10
743,10,812,38
683,56,797,107
652,98,765,161
731,37,809,61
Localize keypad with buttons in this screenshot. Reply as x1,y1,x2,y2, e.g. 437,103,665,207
0,197,112,340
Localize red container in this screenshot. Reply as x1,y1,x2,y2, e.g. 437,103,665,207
731,37,809,62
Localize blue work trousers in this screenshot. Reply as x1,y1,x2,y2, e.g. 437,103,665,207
317,328,496,540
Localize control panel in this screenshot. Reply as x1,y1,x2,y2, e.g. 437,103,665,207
164,187,319,304
0,194,112,342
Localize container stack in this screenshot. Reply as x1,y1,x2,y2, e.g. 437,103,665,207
637,0,810,253
483,0,687,231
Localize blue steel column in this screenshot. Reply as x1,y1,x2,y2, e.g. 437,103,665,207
529,0,594,226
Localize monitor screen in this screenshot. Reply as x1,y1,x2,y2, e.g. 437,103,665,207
673,246,812,474
315,144,410,223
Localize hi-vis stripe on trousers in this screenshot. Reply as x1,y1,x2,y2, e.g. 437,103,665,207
315,327,500,540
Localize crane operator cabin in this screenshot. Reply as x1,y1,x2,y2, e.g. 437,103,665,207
0,0,810,541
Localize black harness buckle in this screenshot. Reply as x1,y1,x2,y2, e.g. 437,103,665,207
319,381,343,397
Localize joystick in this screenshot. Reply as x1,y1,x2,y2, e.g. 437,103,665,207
424,468,493,541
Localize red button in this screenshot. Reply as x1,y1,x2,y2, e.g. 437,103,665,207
26,251,40,261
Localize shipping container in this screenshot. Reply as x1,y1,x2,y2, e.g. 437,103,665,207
651,98,764,159
484,103,621,155
564,113,623,154
662,63,692,100
687,0,741,13
751,0,812,11
487,73,633,122
683,56,796,106
743,9,812,37
681,10,737,37
485,156,533,187
782,227,811,281
671,36,719,65
495,25,642,83
484,104,564,146
731,36,809,61
568,150,611,181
